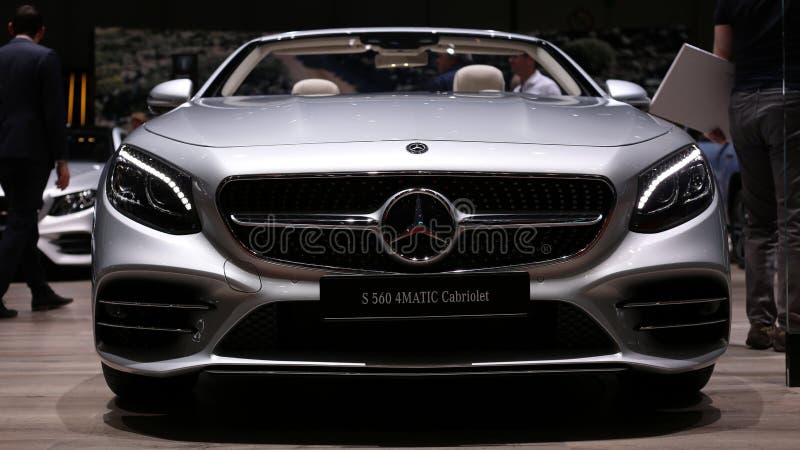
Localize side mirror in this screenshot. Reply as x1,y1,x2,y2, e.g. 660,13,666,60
147,79,193,115
606,79,650,111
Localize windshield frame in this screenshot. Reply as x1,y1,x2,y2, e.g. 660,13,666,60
196,28,606,99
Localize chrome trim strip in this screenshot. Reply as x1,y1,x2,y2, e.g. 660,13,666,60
637,318,728,331
232,212,602,230
621,297,728,309
98,300,212,310
96,322,195,334
323,312,529,321
204,367,628,377
217,171,617,189
459,213,603,229
231,213,379,229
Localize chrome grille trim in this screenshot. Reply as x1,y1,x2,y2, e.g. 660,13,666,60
230,212,603,230
620,297,727,309
231,213,379,229
459,213,603,229
96,322,195,334
97,300,212,310
636,318,729,331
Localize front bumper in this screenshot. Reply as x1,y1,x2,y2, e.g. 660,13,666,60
93,184,730,378
38,208,93,266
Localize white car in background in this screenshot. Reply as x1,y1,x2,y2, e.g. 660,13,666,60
0,127,120,266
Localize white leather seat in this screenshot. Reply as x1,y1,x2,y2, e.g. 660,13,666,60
452,64,505,92
291,78,340,96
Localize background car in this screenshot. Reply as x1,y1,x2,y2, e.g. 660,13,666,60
93,28,730,402
698,139,744,267
0,127,120,267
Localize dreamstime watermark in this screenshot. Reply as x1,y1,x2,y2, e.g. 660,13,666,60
248,224,551,256
245,198,556,259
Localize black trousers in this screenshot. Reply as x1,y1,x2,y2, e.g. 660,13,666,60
0,159,51,299
729,89,800,330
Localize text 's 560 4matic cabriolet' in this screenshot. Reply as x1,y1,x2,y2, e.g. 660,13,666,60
93,28,730,400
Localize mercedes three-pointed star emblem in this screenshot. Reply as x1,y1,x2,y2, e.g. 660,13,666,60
380,189,456,265
406,142,429,154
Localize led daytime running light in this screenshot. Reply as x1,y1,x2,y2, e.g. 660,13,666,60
119,149,193,211
637,147,702,211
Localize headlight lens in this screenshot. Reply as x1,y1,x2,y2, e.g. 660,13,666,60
630,145,714,233
107,145,200,234
48,189,96,216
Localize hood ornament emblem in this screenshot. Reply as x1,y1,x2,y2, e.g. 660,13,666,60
406,142,429,154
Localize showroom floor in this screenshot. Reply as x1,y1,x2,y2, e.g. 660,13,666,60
0,268,798,449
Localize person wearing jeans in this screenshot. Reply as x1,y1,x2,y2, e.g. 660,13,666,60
711,0,799,352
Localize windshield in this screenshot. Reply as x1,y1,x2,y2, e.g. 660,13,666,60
201,33,597,98
233,51,564,96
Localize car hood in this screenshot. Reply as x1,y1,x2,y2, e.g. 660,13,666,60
145,93,671,148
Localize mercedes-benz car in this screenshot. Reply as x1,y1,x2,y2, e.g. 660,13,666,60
0,127,119,266
93,28,730,400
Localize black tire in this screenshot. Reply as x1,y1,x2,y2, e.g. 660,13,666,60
102,363,197,401
628,364,715,404
730,190,746,268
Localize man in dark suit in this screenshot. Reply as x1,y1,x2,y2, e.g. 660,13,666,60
0,5,73,319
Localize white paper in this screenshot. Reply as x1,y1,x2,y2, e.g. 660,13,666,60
650,43,735,140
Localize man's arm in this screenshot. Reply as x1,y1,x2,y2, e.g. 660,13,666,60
39,50,69,189
714,24,734,61
704,23,734,144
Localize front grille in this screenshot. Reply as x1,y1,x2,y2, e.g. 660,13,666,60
215,300,618,361
218,174,614,272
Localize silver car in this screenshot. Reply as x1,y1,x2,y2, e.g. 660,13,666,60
93,28,730,400
0,127,119,266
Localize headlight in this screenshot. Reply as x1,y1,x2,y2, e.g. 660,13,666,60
48,189,96,216
630,145,714,233
107,145,200,234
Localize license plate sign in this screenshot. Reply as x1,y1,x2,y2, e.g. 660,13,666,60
320,272,529,320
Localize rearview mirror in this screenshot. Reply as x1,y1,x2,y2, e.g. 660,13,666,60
147,79,193,115
375,53,429,69
606,79,650,111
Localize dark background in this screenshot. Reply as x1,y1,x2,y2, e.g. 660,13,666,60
1,0,717,71
0,0,719,126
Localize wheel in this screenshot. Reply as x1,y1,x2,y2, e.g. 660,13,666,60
730,190,746,268
627,365,715,404
101,363,197,401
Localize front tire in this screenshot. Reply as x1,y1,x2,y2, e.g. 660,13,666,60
102,363,197,401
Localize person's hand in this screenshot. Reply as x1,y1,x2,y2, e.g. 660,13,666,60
55,160,70,190
704,128,728,144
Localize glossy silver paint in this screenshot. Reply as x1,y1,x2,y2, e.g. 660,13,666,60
605,79,652,110
93,28,730,379
147,79,193,115
146,94,668,147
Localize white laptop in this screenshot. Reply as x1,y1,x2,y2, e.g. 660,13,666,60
650,43,735,140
